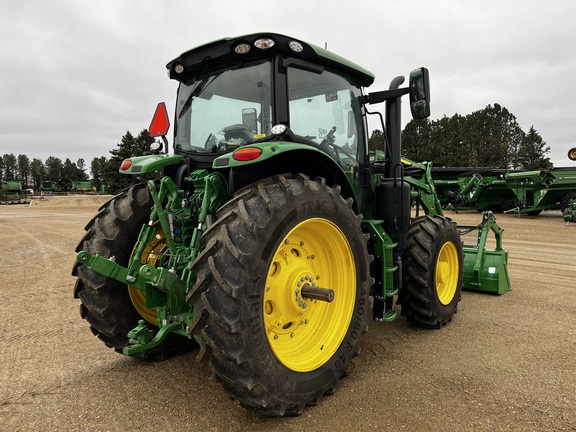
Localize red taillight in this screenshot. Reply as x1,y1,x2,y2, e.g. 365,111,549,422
149,102,170,137
120,160,132,171
233,147,263,161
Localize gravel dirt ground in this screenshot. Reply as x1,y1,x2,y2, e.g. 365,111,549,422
1,196,575,431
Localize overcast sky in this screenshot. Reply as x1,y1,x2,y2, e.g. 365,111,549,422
1,0,575,170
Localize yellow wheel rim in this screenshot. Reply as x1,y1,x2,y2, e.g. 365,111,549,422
127,222,167,326
569,148,576,161
435,241,459,305
263,218,356,372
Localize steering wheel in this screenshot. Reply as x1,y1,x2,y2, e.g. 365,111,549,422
320,126,337,149
319,126,356,162
204,133,216,148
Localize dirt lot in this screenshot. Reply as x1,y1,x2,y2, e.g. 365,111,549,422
1,196,575,431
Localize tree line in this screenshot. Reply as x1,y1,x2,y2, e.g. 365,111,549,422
1,129,159,194
0,153,90,192
2,103,552,195
370,103,552,170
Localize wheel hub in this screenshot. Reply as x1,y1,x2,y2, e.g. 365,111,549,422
263,218,355,372
436,241,459,305
127,223,166,326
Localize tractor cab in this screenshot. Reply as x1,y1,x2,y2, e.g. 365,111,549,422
148,33,429,214
159,34,372,201
172,57,363,167
165,34,374,158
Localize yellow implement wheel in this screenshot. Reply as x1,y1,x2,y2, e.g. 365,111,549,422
263,218,356,372
569,147,576,161
127,222,167,326
435,241,459,305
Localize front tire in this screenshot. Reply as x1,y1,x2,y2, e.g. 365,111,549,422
188,174,371,416
72,183,195,359
399,215,463,328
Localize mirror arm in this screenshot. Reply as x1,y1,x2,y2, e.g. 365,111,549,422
363,87,410,105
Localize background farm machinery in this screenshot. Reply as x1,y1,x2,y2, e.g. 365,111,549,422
562,147,576,223
432,164,576,222
432,167,518,213
0,179,29,204
39,180,109,194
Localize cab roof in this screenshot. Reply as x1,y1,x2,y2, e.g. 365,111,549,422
166,33,375,87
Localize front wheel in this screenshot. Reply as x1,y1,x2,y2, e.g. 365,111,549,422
188,174,371,416
71,183,195,359
399,215,463,328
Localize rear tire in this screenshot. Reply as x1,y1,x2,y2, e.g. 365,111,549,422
525,209,542,216
560,191,576,213
399,215,463,328
188,174,371,416
72,183,195,359
500,199,516,212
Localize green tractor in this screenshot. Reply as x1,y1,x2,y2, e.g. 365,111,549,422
72,33,509,416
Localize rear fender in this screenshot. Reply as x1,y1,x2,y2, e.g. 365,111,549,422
214,142,358,209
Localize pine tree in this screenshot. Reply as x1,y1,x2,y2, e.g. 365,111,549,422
30,158,45,191
518,126,552,169
17,155,30,188
45,157,64,182
90,156,108,191
402,118,432,162
106,129,158,193
3,154,17,179
76,159,88,180
369,129,386,153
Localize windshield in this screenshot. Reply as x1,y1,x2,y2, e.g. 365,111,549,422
287,67,365,172
175,60,272,153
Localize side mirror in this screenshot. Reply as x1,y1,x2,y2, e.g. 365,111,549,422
242,108,258,133
409,68,430,120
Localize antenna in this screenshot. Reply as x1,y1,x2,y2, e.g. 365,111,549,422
325,42,328,49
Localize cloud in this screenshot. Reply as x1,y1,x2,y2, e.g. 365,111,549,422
1,0,575,168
